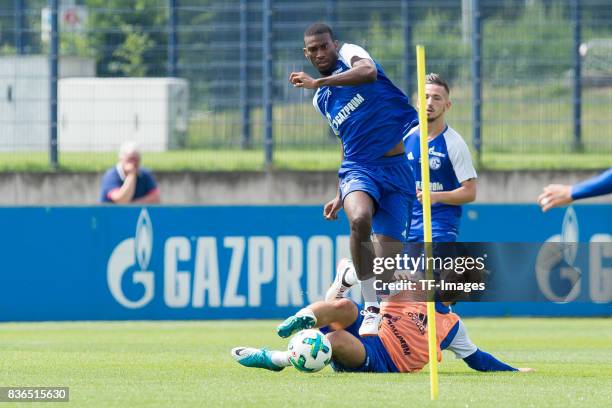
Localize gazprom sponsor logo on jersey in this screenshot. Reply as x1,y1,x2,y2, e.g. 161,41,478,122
416,180,444,192
331,93,365,129
107,209,358,310
429,147,446,158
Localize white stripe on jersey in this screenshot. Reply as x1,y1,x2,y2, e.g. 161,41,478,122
312,88,323,115
443,126,478,183
312,43,372,115
338,43,373,67
446,320,478,359
403,124,420,142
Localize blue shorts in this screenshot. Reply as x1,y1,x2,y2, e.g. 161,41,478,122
339,155,415,242
320,302,399,373
408,230,458,243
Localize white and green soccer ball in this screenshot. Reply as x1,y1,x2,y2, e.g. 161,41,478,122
287,329,332,373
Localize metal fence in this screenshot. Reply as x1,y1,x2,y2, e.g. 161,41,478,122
0,0,611,170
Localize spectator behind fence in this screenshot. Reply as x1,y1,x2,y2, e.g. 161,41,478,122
99,141,161,204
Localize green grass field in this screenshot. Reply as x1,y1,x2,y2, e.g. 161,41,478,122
1,318,610,407
0,150,609,173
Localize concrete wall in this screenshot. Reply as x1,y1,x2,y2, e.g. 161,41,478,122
0,170,609,205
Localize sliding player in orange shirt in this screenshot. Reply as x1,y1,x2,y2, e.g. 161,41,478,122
232,274,533,374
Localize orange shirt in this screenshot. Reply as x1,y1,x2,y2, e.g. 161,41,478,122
378,301,460,373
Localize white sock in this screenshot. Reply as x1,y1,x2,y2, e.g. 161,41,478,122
270,351,291,367
359,277,379,309
295,308,317,324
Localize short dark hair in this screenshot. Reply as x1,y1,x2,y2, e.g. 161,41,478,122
304,23,335,40
426,73,450,96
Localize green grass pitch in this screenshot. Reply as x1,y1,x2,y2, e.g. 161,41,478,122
0,318,610,407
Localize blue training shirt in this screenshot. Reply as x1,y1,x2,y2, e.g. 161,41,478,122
571,167,612,200
403,125,477,240
99,165,158,203
313,43,418,163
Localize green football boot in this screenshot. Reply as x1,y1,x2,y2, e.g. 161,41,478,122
276,312,317,338
231,347,284,372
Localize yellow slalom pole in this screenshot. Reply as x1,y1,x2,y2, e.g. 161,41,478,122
416,45,439,401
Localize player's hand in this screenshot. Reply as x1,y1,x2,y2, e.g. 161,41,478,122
517,367,535,373
537,184,573,212
289,72,318,89
323,196,343,220
416,189,438,205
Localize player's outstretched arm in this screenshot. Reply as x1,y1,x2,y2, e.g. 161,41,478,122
316,57,377,87
538,167,612,212
289,57,376,89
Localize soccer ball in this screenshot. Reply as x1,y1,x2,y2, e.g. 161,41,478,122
287,329,332,373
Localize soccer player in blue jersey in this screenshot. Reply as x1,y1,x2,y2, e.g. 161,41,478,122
289,23,419,335
403,73,477,242
538,167,612,211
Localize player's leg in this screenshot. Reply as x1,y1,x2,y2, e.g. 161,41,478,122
231,329,370,373
343,191,388,336
326,330,399,373
231,346,290,371
327,194,407,336
371,154,416,282
371,233,404,283
277,298,359,338
343,190,377,283
371,183,413,280
326,330,367,369
234,299,361,372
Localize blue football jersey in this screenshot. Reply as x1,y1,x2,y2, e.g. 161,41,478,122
313,44,418,163
403,125,477,239
571,167,612,200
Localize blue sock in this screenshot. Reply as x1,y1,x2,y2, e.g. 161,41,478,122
463,349,518,372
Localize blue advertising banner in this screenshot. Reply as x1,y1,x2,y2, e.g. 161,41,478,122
0,205,610,321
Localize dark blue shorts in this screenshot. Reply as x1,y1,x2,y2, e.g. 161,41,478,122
339,155,415,243
320,302,399,373
408,230,458,243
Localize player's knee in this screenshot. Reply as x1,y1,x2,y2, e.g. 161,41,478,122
349,213,371,237
332,298,356,314
325,330,348,352
326,330,366,369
